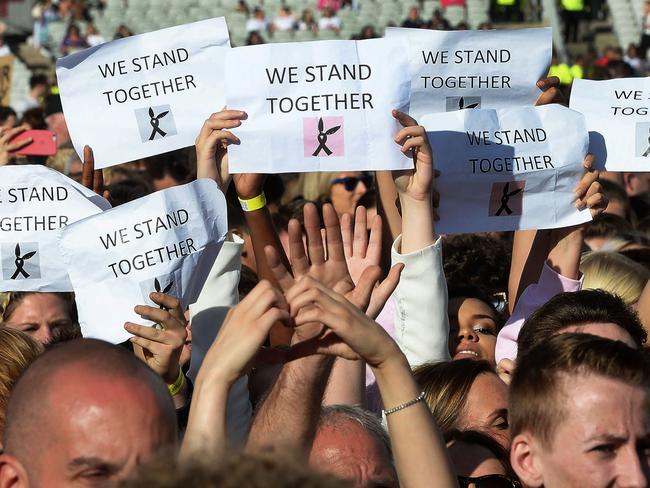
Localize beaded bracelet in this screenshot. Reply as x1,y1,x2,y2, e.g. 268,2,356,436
382,391,426,416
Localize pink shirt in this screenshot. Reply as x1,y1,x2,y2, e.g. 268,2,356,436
495,262,582,363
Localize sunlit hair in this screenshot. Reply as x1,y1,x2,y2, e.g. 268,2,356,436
580,251,650,305
510,333,650,447
413,359,494,434
0,328,43,438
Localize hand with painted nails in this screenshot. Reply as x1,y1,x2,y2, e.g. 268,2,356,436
574,154,607,218
124,292,187,385
391,110,434,204
195,109,246,190
535,76,567,107
0,125,32,166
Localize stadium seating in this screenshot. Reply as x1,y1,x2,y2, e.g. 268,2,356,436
39,0,488,52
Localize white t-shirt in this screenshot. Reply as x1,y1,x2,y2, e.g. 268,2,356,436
318,16,341,30
246,18,268,32
274,16,295,31
87,34,106,47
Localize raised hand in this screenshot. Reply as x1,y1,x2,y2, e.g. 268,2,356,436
196,280,290,387
124,292,187,384
391,110,434,203
264,202,401,321
81,145,111,201
195,109,246,189
535,76,567,106
573,154,607,218
0,125,32,166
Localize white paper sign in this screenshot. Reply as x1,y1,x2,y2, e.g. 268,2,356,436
58,179,228,344
56,17,231,169
0,165,110,292
385,27,552,121
421,105,591,234
570,77,650,172
224,38,413,173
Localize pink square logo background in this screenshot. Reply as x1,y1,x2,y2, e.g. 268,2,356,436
303,116,345,157
488,181,525,216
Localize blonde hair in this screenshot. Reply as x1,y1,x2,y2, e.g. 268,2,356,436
580,251,650,304
282,172,337,204
0,328,43,438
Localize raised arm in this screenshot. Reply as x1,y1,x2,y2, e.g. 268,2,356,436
181,280,290,460
287,276,458,488
388,110,450,366
248,203,399,450
496,156,607,364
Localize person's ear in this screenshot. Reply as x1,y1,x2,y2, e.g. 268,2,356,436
623,173,635,193
0,454,29,488
510,433,544,488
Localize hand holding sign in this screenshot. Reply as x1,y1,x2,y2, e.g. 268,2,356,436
392,110,435,204
0,125,32,166
574,154,607,217
535,76,567,107
125,292,187,384
195,109,245,190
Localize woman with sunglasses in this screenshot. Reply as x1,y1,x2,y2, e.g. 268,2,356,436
329,171,372,217
446,430,521,488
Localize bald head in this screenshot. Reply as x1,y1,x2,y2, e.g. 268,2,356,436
310,406,398,488
1,339,177,487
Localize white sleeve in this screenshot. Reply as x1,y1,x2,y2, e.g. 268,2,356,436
391,235,451,366
188,236,251,446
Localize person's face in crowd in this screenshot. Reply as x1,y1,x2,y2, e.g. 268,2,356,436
0,369,177,487
561,322,637,349
330,172,370,217
462,372,510,449
2,293,75,344
447,439,508,479
1,114,16,129
408,7,419,20
511,375,650,488
33,82,49,98
46,112,70,147
448,297,499,365
310,419,398,488
625,172,650,197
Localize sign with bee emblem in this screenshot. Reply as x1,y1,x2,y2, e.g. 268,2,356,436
59,179,227,344
0,165,110,292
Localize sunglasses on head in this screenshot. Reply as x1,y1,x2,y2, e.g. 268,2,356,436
331,174,373,192
457,474,521,488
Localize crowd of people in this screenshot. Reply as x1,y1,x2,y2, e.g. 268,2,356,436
0,1,650,488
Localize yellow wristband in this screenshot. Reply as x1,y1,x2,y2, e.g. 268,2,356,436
238,192,267,212
167,369,185,396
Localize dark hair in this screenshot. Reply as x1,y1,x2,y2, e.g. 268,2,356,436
511,333,650,445
445,429,516,479
584,212,634,240
0,106,16,125
620,247,650,271
143,149,193,184
517,289,647,359
19,107,47,130
442,234,512,296
107,176,153,206
238,265,259,301
448,285,505,327
29,74,48,89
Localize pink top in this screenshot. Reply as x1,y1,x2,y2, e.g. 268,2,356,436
495,262,583,363
317,0,342,11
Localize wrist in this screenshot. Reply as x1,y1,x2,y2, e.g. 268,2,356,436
166,368,185,396
398,191,432,206
238,192,266,211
